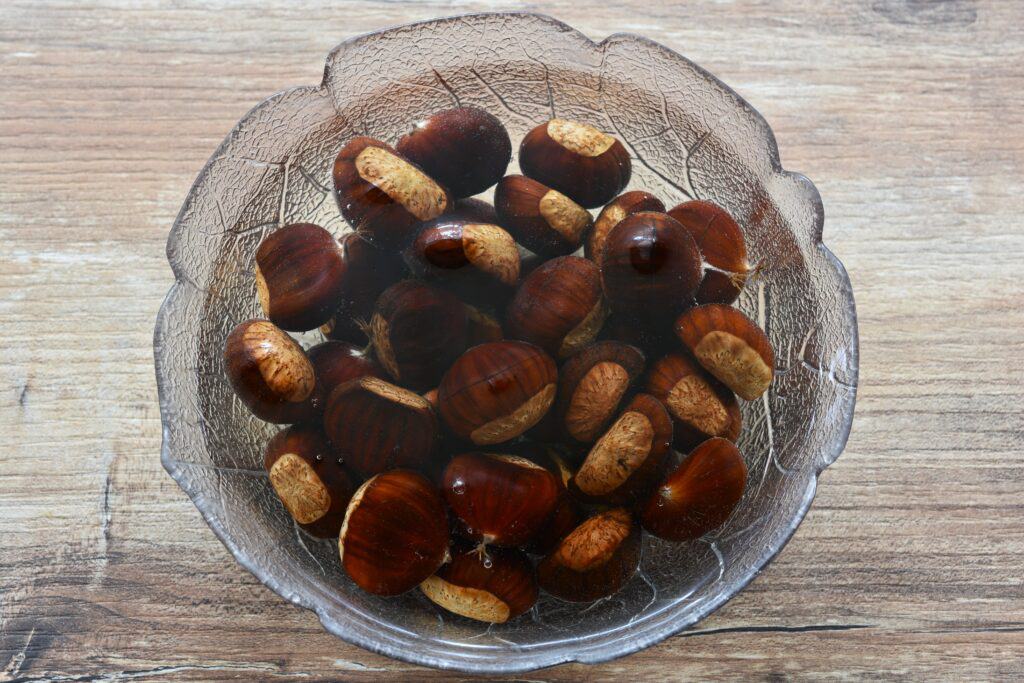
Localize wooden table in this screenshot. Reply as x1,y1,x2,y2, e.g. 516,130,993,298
2,1,1022,680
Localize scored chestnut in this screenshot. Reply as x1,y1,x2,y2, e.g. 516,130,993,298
442,452,561,547
339,470,449,596
674,304,774,401
369,280,468,390
320,232,408,345
307,340,384,399
438,341,558,446
569,393,672,505
585,191,665,262
519,118,631,208
332,136,452,247
324,376,438,478
404,217,520,293
600,211,703,320
668,200,753,305
494,175,592,257
646,351,741,451
537,508,641,602
396,107,512,198
556,341,645,444
263,424,355,538
254,223,347,332
640,437,747,541
420,544,538,623
505,256,607,360
223,319,319,424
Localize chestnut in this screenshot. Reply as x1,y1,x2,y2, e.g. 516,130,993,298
404,217,520,292
438,341,558,445
339,469,449,596
263,424,355,538
668,200,752,305
332,136,452,247
320,232,408,345
223,319,319,424
396,107,512,198
537,508,641,602
640,437,747,541
324,376,438,478
445,197,500,225
519,118,631,208
674,304,774,401
369,280,468,390
254,223,347,332
307,340,384,398
569,393,672,505
599,211,703,320
585,191,665,262
442,452,561,547
556,341,645,444
645,351,741,451
494,175,592,257
420,544,538,623
505,256,607,360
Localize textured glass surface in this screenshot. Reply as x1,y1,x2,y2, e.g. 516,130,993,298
155,12,858,674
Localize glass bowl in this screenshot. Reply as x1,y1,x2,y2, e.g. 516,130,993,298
155,12,858,674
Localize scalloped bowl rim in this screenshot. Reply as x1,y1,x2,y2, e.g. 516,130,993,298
155,11,858,674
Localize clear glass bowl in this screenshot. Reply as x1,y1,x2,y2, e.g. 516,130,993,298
155,12,858,674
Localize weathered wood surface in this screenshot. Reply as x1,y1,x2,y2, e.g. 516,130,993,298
2,0,1023,680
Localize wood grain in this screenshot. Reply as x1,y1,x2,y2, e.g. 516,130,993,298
2,0,1023,680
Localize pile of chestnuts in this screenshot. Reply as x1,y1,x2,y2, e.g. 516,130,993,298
224,107,774,624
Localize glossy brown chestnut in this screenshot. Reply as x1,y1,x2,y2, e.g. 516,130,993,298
519,118,632,208
445,197,500,225
324,376,438,477
493,175,592,257
307,340,384,399
438,341,558,446
585,191,665,262
537,508,641,602
404,218,520,291
339,469,449,596
254,223,347,332
263,425,355,538
332,136,452,247
646,351,742,451
396,107,512,198
569,393,672,505
599,211,702,319
640,437,747,541
556,341,645,444
420,544,538,623
668,200,752,304
674,304,774,400
369,280,468,389
442,452,560,547
505,256,607,360
223,319,319,424
320,232,408,345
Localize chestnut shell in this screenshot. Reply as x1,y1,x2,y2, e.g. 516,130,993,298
339,469,450,596
396,107,512,198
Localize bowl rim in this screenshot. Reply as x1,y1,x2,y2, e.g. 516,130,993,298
155,11,859,673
